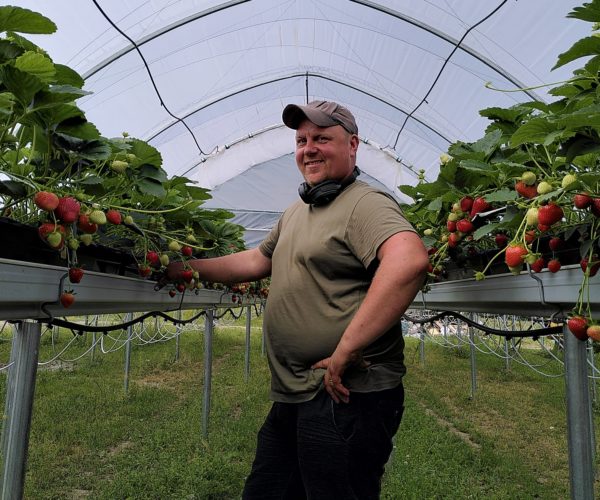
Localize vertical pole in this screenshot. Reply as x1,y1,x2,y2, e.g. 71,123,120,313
587,343,597,404
202,309,214,439
469,315,477,399
175,310,181,362
90,315,98,362
419,327,425,366
1,320,41,500
564,326,595,500
245,305,251,382
123,313,133,395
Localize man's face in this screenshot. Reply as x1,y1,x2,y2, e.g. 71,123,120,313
295,119,359,187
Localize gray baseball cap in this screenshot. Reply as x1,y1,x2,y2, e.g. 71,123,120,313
282,100,358,135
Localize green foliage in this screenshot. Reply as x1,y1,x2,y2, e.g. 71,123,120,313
0,5,245,274
403,3,600,323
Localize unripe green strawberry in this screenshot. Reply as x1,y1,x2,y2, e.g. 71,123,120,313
126,153,137,162
521,171,537,186
80,234,93,246
110,160,128,173
67,237,80,250
423,228,433,236
537,181,554,194
168,240,182,252
526,207,538,226
186,233,197,243
46,231,63,248
561,173,577,189
159,254,170,266
524,252,538,265
89,210,107,225
124,215,134,225
447,213,459,222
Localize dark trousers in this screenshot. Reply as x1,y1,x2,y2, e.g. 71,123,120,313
242,384,404,500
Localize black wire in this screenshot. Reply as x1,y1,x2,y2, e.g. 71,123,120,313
403,311,563,340
91,0,206,155
392,0,509,149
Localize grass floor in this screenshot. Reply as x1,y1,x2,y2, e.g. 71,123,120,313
0,314,597,499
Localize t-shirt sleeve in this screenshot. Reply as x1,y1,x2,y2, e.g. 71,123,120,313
346,191,416,269
258,216,282,258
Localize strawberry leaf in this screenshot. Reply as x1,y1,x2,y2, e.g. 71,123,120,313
0,6,56,34
482,189,517,203
15,51,55,83
553,36,600,70
473,222,500,241
567,2,600,23
137,178,166,198
510,117,559,147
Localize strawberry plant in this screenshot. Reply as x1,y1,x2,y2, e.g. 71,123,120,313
0,6,246,287
400,2,600,327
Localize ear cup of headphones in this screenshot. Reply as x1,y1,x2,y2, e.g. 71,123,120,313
298,167,361,206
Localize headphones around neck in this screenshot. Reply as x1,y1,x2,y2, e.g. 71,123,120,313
298,166,361,206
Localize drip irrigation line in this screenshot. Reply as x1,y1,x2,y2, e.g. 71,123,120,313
403,310,563,339
392,0,508,148
91,0,206,155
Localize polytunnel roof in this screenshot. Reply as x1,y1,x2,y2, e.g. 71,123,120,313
19,0,592,246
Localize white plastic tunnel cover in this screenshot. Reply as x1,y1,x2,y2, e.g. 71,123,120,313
19,0,592,245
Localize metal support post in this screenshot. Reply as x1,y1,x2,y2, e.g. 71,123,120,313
469,315,477,399
175,310,181,362
245,305,251,382
202,309,214,439
563,326,595,500
1,320,41,500
123,313,133,394
419,327,425,366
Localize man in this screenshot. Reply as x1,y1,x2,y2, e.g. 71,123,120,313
168,100,429,499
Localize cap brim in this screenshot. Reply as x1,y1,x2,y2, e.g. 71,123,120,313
282,104,339,130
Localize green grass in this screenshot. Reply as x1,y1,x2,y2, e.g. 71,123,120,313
0,315,597,499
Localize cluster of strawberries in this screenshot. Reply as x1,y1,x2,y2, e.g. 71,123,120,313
34,191,130,309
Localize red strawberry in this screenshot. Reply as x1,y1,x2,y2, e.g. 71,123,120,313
592,198,600,218
181,270,194,283
505,244,527,268
456,219,474,234
146,251,160,267
547,259,561,273
581,256,600,277
537,224,550,233
68,267,84,283
138,265,152,277
530,257,545,273
537,202,563,226
548,237,564,251
34,191,59,211
176,283,186,293
448,232,461,248
574,193,592,209
525,230,536,244
181,246,193,257
495,233,508,248
54,197,81,223
427,263,434,273
515,181,537,199
106,209,122,225
470,197,491,218
427,247,437,255
60,291,75,308
168,289,177,298
459,196,474,212
77,214,98,234
446,220,457,232
568,316,589,341
587,325,600,342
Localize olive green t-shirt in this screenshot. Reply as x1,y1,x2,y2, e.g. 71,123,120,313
259,180,416,403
